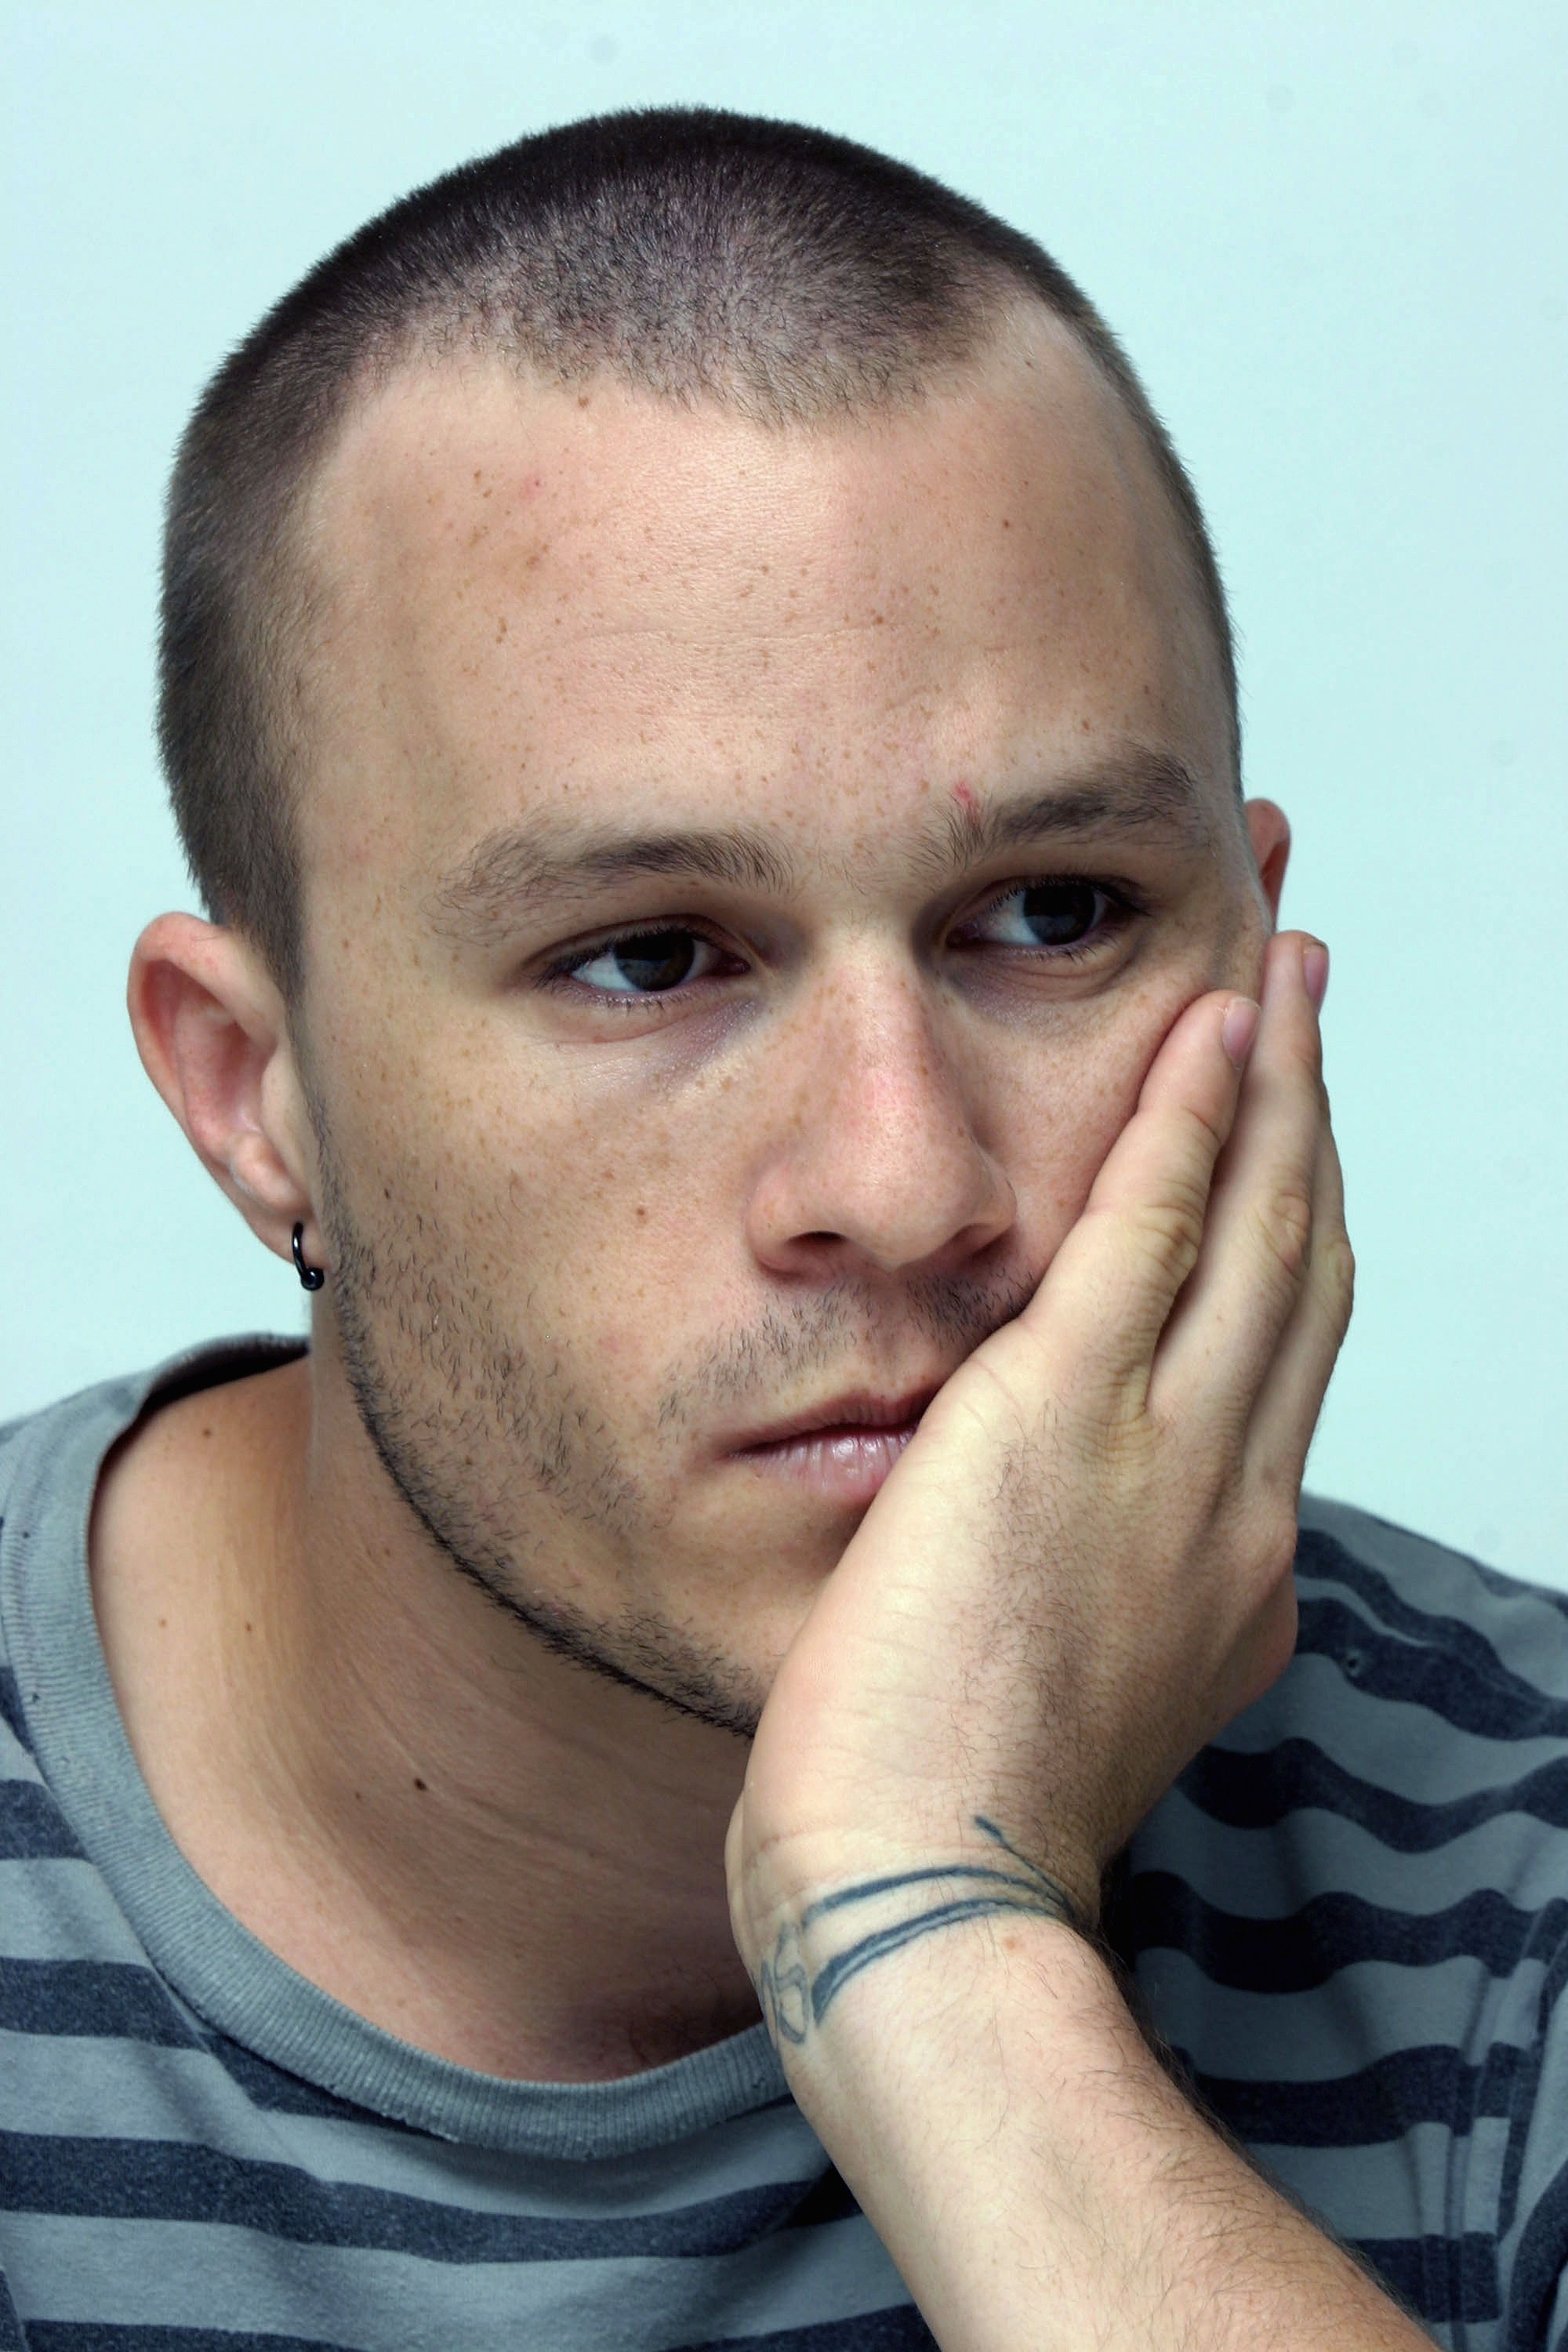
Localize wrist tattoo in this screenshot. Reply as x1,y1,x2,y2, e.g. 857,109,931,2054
755,1817,1087,2051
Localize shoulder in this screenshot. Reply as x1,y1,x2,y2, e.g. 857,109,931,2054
0,1336,305,1764
0,1371,148,1518
1294,1494,1568,1707
1124,1504,1568,2338
1121,1493,1568,1982
1171,1497,1568,1864
0,1336,307,1519
1273,1495,1568,1796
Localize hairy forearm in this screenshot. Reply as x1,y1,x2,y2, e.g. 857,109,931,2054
758,1864,1432,2352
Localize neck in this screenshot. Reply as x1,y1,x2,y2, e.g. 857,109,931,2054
90,1352,760,2080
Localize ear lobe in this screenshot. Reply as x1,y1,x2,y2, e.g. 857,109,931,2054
1243,800,1291,923
129,913,318,1270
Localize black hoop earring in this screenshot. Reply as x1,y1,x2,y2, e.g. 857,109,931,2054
292,1222,325,1292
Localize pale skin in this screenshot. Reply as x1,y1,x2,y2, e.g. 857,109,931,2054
96,315,1426,2340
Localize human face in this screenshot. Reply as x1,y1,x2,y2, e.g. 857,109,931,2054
291,326,1272,1729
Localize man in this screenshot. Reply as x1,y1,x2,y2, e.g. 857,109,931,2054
0,107,1561,2349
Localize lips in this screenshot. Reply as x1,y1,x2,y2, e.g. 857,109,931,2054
727,1385,940,1458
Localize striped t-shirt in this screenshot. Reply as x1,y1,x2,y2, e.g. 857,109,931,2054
1,1345,1565,2350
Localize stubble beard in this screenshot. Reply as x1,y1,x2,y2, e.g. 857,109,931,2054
315,1127,1034,1740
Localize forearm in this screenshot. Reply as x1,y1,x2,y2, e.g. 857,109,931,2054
768,1901,1432,2352
733,947,1382,2344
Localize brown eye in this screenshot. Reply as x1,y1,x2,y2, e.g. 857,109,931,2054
610,931,698,990
965,880,1117,952
567,928,720,995
1015,881,1103,946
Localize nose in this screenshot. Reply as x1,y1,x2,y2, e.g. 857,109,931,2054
745,956,1017,1279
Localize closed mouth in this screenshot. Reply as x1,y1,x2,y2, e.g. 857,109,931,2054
725,1385,938,1461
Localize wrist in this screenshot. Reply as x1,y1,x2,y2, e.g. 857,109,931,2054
764,1893,1130,2226
752,1907,1418,2352
739,1813,1099,2063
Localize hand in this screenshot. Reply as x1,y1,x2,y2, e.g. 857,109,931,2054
729,931,1352,2027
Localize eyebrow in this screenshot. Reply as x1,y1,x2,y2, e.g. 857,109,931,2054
932,749,1208,880
432,824,800,936
430,747,1208,939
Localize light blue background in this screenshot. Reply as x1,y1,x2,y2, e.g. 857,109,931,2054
3,3,1564,1579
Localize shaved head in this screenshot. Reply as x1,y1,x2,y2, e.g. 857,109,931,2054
158,107,1237,997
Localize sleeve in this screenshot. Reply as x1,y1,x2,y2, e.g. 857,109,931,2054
0,2261,29,2351
1498,1935,1568,2352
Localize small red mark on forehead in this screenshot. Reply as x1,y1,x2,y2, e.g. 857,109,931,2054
952,781,978,812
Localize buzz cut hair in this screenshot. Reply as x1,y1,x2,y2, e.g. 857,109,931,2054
158,106,1239,997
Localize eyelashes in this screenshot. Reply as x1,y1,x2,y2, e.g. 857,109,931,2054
539,873,1148,1006
949,877,1144,960
554,927,731,996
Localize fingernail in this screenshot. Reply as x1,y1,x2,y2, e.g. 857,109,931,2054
1303,940,1330,1012
1222,996,1260,1068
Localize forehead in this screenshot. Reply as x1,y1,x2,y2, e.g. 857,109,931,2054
294,325,1230,895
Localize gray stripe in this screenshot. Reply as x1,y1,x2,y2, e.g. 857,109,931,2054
0,1744,48,1792
0,2028,826,2212
2,2210,909,2349
0,1860,162,1962
1257,2115,1513,2245
1135,1947,1543,2082
1300,1498,1568,1690
1218,1650,1568,1799
1138,1784,1568,1916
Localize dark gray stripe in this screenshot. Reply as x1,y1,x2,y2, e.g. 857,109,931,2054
1495,1926,1568,2238
0,1962,201,2049
1127,1869,1568,1991
1297,1589,1568,1743
0,1669,29,1748
1180,1737,1568,1849
0,2208,909,2347
1227,1648,1568,1802
0,1787,82,1862
1355,2230,1501,2326
15,2318,933,2352
0,2134,834,2262
1501,2160,1568,2351
201,2034,394,2128
1135,1781,1568,1930
1300,1530,1568,1699
673,2312,931,2350
24,2332,342,2351
1192,2042,1526,2148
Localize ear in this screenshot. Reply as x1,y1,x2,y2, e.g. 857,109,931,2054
1243,800,1291,924
128,913,324,1275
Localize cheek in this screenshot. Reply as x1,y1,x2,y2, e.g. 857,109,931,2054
985,980,1200,1250
321,1000,752,1380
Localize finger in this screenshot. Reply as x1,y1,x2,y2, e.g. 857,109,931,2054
1244,1105,1354,1487
1149,933,1327,1418
1014,984,1259,1403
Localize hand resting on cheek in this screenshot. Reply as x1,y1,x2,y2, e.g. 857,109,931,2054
730,924,1348,2035
720,931,1420,2352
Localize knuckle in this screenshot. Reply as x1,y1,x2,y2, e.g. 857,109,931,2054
1320,1230,1356,1331
1254,1505,1301,1593
1121,1191,1207,1287
1174,1094,1230,1157
1226,1489,1299,1592
1248,1178,1315,1286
